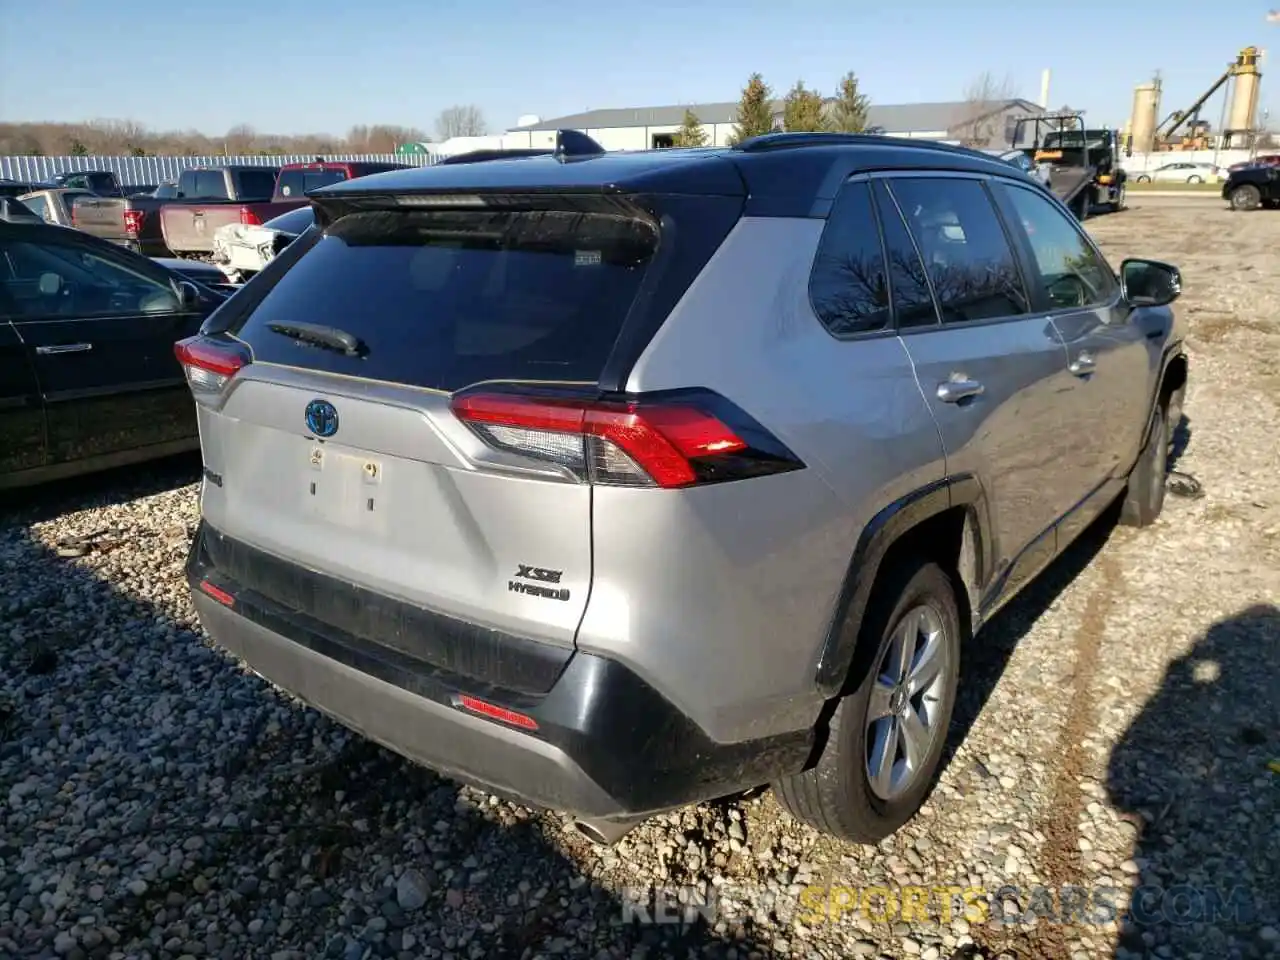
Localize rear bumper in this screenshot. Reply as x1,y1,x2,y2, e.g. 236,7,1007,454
187,522,812,819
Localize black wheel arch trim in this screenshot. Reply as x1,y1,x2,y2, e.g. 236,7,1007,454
813,473,992,697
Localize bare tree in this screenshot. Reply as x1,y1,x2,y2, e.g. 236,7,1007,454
435,105,487,140
223,124,259,155
0,118,431,157
952,72,1018,147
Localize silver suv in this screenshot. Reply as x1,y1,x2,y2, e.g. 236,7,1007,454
177,133,1187,845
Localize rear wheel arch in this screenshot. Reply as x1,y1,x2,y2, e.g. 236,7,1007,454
1160,352,1187,409
813,476,991,700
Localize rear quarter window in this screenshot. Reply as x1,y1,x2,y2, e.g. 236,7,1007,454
231,207,659,392
808,181,890,336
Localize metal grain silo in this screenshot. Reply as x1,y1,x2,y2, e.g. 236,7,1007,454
1130,81,1161,154
1225,47,1263,145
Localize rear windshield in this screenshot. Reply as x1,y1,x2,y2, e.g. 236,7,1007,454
232,207,658,391
275,169,347,198
236,169,279,200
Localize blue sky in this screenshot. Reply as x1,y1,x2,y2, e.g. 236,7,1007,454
1,0,1273,138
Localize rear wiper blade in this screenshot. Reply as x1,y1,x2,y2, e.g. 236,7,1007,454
267,322,365,357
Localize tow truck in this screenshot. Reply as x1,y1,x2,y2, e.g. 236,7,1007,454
1009,113,1127,220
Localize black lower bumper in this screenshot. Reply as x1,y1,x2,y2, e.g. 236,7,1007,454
186,522,812,818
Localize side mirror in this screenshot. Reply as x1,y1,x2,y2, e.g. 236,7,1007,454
175,280,202,310
1120,258,1182,308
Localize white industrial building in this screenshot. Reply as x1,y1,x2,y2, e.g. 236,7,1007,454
436,98,1048,157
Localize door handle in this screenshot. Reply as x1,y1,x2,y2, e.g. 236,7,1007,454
936,378,985,403
36,343,93,355
1068,352,1096,376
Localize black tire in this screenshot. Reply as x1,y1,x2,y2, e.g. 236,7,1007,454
1229,184,1262,211
1136,174,1152,183
1120,403,1168,528
1187,175,1203,184
774,560,961,843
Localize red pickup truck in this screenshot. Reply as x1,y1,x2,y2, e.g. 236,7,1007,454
159,160,410,258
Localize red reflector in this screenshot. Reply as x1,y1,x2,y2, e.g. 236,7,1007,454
450,393,746,489
239,207,263,226
198,580,235,607
457,695,539,731
174,337,248,377
122,209,144,236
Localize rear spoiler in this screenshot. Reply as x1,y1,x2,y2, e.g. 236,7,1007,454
437,129,606,166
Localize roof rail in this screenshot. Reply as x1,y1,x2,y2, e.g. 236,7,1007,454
437,129,606,166
731,130,996,160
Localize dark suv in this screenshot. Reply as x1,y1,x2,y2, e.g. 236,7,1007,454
177,133,1188,845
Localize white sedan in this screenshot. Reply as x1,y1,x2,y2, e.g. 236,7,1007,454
1132,161,1225,184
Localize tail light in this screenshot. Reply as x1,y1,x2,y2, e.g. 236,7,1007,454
174,335,250,399
239,207,264,226
450,388,803,489
122,209,145,236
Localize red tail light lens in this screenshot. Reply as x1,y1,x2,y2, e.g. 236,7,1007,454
239,207,264,226
450,389,801,489
122,209,144,236
174,336,250,397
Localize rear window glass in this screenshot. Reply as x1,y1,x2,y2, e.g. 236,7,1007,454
237,169,278,200
233,207,658,391
275,169,347,198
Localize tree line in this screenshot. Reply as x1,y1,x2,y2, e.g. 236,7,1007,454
670,71,871,148
0,106,490,157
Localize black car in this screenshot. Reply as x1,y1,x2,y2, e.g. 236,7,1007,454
1,221,230,489
1223,164,1280,211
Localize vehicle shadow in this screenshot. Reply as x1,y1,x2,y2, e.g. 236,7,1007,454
938,499,1119,777
1104,603,1280,959
0,451,201,526
0,487,786,960
1168,413,1191,472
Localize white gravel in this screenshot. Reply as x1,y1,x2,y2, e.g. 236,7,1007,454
1,200,1277,960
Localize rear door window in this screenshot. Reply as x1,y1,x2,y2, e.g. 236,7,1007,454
871,181,939,329
885,177,1030,325
230,206,658,391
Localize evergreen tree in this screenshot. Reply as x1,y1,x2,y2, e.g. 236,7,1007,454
672,109,709,147
829,71,871,133
69,139,88,156
729,73,775,145
783,80,828,133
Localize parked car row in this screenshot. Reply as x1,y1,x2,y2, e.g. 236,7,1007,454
5,160,409,263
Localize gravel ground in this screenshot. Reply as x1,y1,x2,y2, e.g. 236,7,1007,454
2,200,1278,960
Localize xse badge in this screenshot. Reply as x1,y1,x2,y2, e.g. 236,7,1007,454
508,564,570,602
